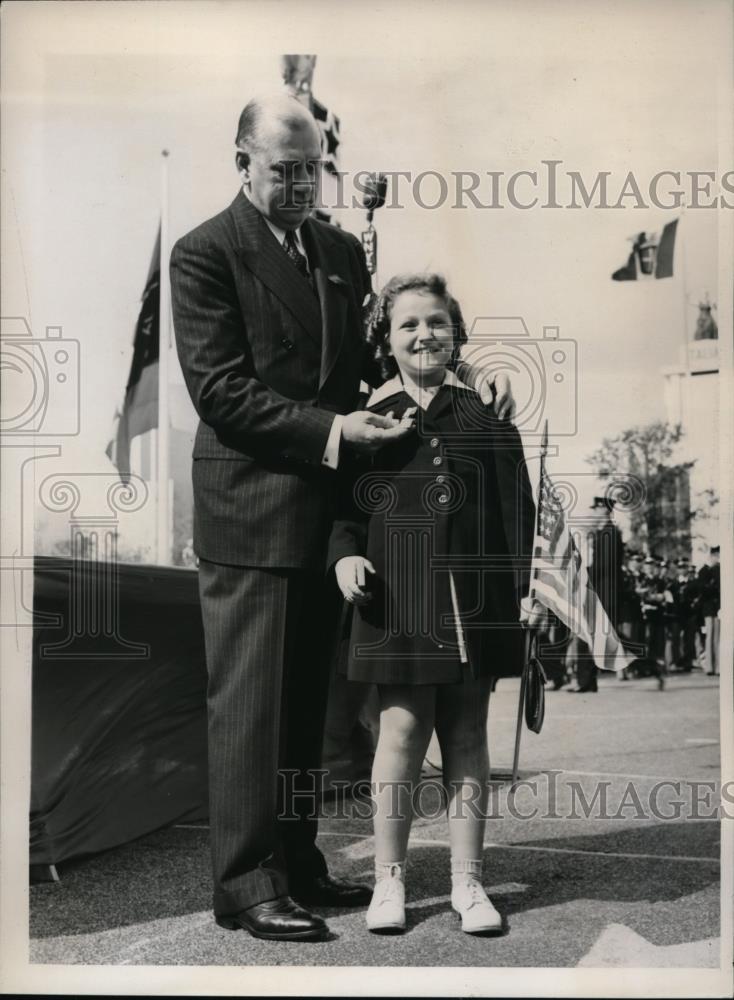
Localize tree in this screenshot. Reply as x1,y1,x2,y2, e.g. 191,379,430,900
691,487,719,547
585,422,695,559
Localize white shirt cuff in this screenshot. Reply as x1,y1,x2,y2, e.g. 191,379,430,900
322,414,343,469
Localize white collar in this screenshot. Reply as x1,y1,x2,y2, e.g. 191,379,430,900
241,185,306,254
368,369,472,409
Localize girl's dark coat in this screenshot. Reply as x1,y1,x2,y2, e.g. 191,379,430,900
327,383,536,685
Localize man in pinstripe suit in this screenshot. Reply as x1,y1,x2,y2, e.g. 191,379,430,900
171,93,516,942
170,94,420,942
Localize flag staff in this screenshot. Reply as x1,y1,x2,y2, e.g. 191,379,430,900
511,419,548,787
678,207,692,418
156,149,171,565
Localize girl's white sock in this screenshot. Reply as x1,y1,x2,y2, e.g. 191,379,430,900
375,859,406,881
450,858,483,885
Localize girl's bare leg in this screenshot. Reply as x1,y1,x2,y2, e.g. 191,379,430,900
371,683,436,862
435,672,493,860
434,672,502,933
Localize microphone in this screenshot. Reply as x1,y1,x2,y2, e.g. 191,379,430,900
361,173,387,275
362,173,387,219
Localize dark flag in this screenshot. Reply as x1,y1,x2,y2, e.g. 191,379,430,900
654,218,677,279
106,228,160,478
611,219,678,281
312,97,340,175
611,250,638,282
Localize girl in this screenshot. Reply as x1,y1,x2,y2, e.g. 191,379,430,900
328,274,535,934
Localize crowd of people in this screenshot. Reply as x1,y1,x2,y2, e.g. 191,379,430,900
619,546,721,678
539,540,721,692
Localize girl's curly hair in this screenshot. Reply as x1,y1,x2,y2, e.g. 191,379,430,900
365,273,468,381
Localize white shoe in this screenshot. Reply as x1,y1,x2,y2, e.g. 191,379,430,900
451,880,503,934
366,866,406,933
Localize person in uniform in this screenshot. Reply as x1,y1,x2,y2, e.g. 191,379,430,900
539,616,570,690
619,549,645,678
698,545,720,675
329,273,535,935
661,559,681,673
636,555,666,688
568,496,624,693
676,558,700,671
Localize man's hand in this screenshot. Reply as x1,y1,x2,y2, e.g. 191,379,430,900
335,556,375,604
473,371,515,420
454,359,516,420
342,410,414,454
491,372,515,421
520,596,550,630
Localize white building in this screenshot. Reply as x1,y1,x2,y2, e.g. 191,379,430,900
661,336,719,563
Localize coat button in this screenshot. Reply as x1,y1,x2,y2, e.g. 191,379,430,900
436,475,446,484
430,437,440,448
432,456,442,466
438,494,449,504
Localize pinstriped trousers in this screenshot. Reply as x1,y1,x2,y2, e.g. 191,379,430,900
198,560,332,915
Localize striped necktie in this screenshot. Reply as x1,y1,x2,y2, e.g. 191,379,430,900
283,229,310,283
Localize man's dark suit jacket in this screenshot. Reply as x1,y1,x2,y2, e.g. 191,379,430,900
170,191,373,570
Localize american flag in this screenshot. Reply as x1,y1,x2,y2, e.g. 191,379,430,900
529,451,631,673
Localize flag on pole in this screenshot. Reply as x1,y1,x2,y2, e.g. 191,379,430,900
528,445,631,673
611,250,638,282
653,218,677,279
312,97,340,175
611,219,678,281
106,227,161,478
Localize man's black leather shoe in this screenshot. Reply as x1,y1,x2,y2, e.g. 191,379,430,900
215,896,328,941
291,873,373,907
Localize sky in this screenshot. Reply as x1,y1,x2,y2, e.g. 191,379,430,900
1,0,730,554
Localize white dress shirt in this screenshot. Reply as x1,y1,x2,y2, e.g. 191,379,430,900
260,215,310,271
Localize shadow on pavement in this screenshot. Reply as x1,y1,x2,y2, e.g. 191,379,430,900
509,817,720,860
31,820,720,944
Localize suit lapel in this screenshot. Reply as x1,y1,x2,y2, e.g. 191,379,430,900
230,192,322,345
302,219,349,389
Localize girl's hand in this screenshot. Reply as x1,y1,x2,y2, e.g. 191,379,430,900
520,596,549,629
335,556,376,604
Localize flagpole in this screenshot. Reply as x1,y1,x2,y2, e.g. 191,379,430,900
511,419,548,787
156,149,171,565
679,208,692,423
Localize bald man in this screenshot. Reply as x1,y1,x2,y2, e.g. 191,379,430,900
171,94,515,942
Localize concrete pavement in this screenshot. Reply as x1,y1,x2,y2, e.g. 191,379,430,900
30,670,724,969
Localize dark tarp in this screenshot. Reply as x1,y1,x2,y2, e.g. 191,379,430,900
31,557,209,865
